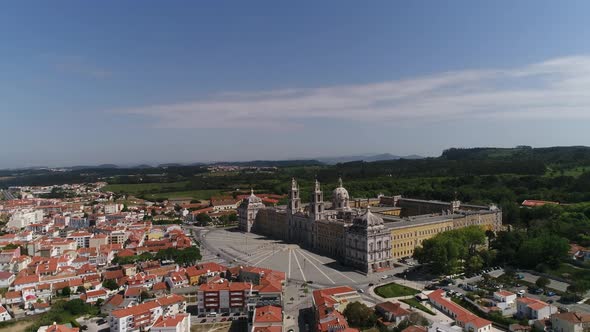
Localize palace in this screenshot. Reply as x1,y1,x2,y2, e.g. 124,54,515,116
238,178,502,274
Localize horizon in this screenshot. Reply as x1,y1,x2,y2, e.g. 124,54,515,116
3,144,588,170
3,1,590,168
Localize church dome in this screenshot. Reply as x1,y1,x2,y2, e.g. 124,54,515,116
332,186,349,200
332,177,350,210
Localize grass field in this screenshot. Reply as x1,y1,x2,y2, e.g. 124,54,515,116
374,282,419,298
400,298,436,315
103,182,224,200
544,166,590,178
144,189,222,200
103,181,188,194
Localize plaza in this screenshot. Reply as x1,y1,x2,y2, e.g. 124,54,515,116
201,227,389,287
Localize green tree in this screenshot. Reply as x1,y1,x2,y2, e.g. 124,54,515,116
76,286,86,294
196,213,212,226
61,287,71,297
342,302,377,328
102,279,119,291
535,277,550,289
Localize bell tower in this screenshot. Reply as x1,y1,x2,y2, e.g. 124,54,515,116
288,178,301,214
310,179,324,221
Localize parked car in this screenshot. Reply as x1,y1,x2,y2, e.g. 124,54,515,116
546,291,556,296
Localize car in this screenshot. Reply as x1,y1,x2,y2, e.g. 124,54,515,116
220,318,227,322
222,313,230,317
517,290,526,296
357,289,364,293
200,319,207,323
546,291,556,296
516,274,525,279
198,314,206,318
381,275,388,280
97,319,106,325
547,299,554,304
368,283,374,287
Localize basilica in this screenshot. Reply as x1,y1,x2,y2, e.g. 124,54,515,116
238,178,393,273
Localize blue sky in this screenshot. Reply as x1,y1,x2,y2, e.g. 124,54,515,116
2,1,590,168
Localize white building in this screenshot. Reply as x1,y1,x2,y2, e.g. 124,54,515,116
551,312,590,332
0,305,12,321
8,210,43,229
105,204,123,214
516,297,552,321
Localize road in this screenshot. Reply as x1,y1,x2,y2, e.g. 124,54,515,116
0,190,15,200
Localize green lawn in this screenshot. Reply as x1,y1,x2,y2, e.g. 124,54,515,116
542,263,590,284
400,298,435,315
374,282,419,298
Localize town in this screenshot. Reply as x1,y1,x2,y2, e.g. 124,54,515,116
0,177,588,332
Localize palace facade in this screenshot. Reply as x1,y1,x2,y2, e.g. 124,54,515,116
238,178,502,274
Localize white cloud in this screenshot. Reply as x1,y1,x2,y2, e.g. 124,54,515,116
116,55,590,128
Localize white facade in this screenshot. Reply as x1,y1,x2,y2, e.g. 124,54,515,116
8,210,43,229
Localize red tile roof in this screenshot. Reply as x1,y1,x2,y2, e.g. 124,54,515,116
521,200,559,207
254,305,282,323
152,314,189,328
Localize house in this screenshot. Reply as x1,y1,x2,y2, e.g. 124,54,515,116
151,314,191,332
165,271,188,289
550,312,590,332
312,286,361,332
375,301,411,326
494,291,516,305
493,290,517,312
81,289,108,304
101,294,126,315
0,272,15,288
251,305,283,332
4,290,23,305
37,323,79,332
0,305,11,321
124,287,144,301
516,297,552,320
427,289,492,332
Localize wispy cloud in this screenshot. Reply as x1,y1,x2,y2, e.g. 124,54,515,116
116,55,590,128
51,55,112,79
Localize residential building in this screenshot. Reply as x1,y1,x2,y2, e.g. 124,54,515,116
37,323,79,332
312,286,362,332
151,314,191,332
516,297,552,320
550,312,590,332
375,301,411,325
427,289,492,332
251,305,283,332
0,305,11,321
